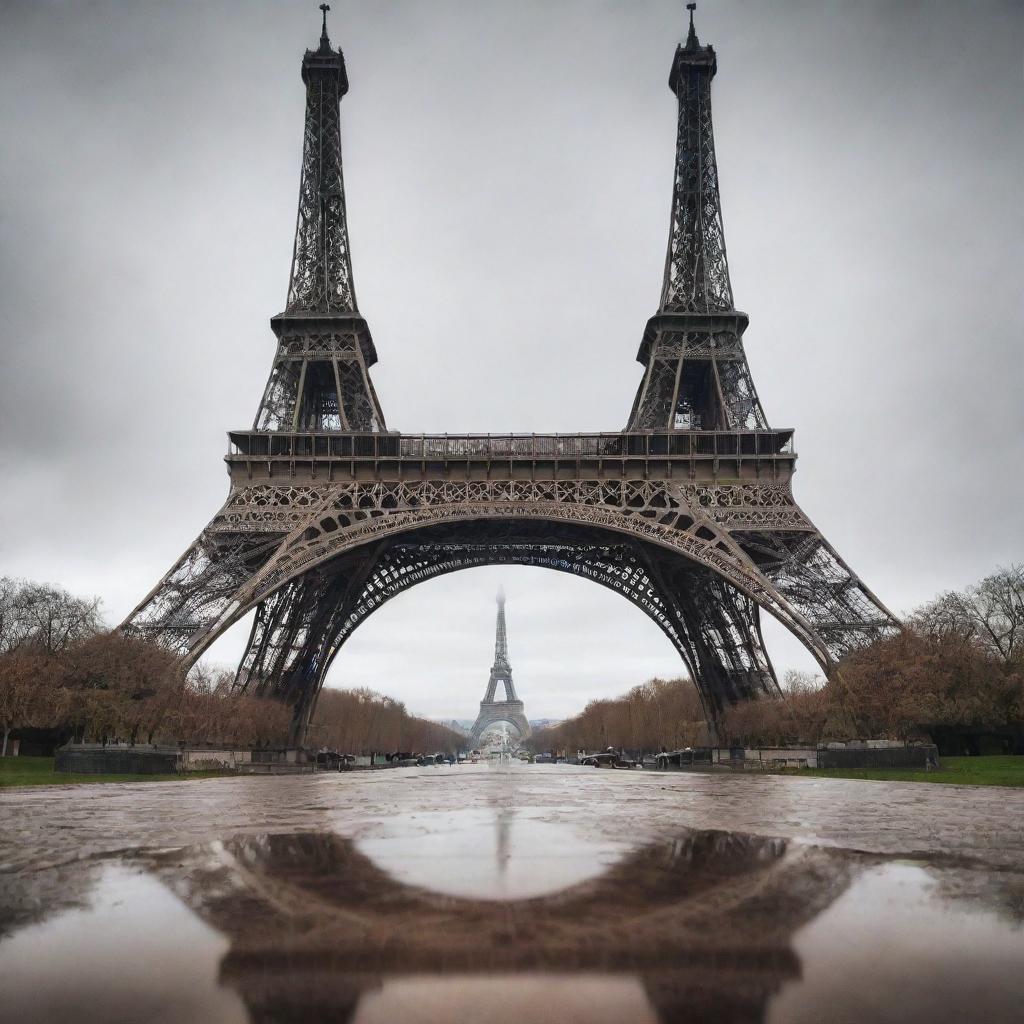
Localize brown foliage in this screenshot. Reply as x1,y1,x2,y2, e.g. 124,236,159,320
0,630,291,749
828,630,1023,741
536,629,1024,752
530,677,710,756
720,671,827,747
310,687,464,755
4,570,1022,756
56,632,184,744
721,633,1023,747
0,647,64,755
158,665,292,748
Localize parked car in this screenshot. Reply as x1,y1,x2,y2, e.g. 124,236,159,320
315,750,356,770
654,747,712,770
416,753,450,766
579,751,640,769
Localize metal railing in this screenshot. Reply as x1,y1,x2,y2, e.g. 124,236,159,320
228,430,795,460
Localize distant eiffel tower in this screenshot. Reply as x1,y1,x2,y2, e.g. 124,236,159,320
470,589,531,746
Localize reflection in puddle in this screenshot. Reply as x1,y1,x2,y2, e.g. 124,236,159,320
0,864,247,1024
768,863,1024,1023
2,817,1024,1024
354,807,631,899
352,975,659,1024
168,827,804,1022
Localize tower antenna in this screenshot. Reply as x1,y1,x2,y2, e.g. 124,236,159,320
685,2,699,49
319,3,331,49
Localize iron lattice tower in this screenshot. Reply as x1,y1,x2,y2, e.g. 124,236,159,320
470,589,531,745
123,7,898,743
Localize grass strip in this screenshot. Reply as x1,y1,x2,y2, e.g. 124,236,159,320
774,754,1024,787
0,755,230,788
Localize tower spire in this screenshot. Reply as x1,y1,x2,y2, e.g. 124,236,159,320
626,8,767,432
662,6,730,314
685,2,699,50
251,13,386,433
286,7,355,315
319,3,331,52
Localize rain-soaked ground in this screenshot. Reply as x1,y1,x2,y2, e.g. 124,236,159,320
2,763,1024,1024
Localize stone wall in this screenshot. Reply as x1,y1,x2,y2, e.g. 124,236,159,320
180,749,252,772
817,745,938,770
55,745,181,775
737,747,818,768
55,744,262,774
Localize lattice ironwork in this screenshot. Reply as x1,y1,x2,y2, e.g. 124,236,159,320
630,328,768,432
660,33,733,315
122,8,900,744
251,12,385,437
286,20,356,315
627,14,767,435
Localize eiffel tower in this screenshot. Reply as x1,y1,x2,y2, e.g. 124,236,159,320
470,589,531,746
123,6,898,743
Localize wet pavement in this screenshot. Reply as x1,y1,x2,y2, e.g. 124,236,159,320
2,763,1023,1023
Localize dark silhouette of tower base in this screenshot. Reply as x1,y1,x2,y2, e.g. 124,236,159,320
470,588,531,746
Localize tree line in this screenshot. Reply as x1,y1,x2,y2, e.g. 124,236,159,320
0,578,460,756
529,676,709,756
310,687,465,756
531,565,1024,754
4,565,1021,757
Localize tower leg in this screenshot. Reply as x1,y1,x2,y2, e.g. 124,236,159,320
641,547,780,739
234,544,386,744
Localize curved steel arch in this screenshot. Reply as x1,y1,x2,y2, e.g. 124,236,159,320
126,480,895,745
183,492,832,669
220,517,781,741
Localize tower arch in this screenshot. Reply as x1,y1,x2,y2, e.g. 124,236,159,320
182,515,788,743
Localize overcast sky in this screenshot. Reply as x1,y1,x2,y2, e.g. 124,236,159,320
1,1,1021,721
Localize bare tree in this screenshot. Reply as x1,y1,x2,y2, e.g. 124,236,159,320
915,565,1024,665
781,669,824,695
0,578,103,655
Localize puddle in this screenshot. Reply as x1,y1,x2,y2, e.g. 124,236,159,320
0,864,248,1024
354,807,631,899
2,767,1024,1024
2,846,1021,1024
767,862,1024,1023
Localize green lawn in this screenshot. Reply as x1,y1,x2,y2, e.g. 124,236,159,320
779,755,1024,788
0,755,228,788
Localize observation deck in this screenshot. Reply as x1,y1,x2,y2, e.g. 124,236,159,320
226,429,796,484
